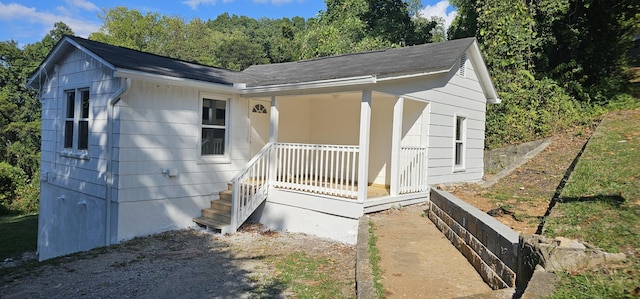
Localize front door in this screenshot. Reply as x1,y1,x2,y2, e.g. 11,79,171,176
249,99,271,157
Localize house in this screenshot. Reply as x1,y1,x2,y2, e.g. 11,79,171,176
28,36,500,260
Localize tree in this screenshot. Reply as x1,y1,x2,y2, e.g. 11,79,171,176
361,0,414,45
90,7,166,53
0,23,71,213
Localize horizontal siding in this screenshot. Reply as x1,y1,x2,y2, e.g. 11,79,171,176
114,80,250,204
39,47,121,195
375,62,490,185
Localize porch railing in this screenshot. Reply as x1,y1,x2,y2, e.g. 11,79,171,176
272,143,360,199
398,146,428,194
226,143,274,234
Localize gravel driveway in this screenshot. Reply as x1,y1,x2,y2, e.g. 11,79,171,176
0,226,356,298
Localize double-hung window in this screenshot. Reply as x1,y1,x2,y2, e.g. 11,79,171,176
454,115,466,171
64,88,90,151
201,95,229,160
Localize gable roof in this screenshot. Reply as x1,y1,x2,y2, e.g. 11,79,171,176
28,35,256,88
242,37,476,87
28,36,499,103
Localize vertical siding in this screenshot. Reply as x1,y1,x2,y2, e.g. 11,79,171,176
374,50,488,185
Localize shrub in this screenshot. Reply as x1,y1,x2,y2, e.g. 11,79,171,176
0,162,37,215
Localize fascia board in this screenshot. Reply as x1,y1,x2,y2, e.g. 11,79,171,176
467,41,501,104
239,75,377,95
114,68,239,93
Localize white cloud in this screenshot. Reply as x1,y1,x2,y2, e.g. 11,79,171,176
419,0,457,31
0,2,100,40
182,0,218,10
65,0,99,12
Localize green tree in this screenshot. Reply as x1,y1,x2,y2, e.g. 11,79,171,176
90,7,166,53
0,22,70,213
361,0,414,45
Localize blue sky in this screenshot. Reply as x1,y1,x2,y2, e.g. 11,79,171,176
0,0,457,47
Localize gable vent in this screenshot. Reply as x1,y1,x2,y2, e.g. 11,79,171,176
459,53,467,77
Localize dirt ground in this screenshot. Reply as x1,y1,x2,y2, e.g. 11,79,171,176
0,119,605,299
0,227,356,299
369,204,493,298
444,122,598,235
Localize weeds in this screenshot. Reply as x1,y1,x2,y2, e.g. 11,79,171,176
368,221,385,298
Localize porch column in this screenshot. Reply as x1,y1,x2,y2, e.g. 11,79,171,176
357,90,372,202
269,96,279,143
389,97,404,196
268,96,279,184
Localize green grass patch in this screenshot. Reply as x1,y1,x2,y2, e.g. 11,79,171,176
0,214,38,260
268,251,352,299
544,110,640,298
368,221,385,298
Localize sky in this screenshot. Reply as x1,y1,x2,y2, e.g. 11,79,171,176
0,0,457,47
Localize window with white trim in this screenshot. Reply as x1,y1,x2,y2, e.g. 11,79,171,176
64,88,90,151
454,115,466,170
201,97,228,156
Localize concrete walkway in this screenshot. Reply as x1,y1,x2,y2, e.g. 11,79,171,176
368,204,493,298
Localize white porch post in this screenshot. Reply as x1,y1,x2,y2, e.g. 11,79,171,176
268,96,279,184
357,90,372,202
389,97,404,196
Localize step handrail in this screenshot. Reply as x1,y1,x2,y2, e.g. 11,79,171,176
225,143,274,234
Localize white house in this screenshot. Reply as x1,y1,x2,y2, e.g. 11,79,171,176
28,36,500,260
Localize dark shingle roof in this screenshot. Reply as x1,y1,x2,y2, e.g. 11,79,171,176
67,36,255,86
242,37,475,87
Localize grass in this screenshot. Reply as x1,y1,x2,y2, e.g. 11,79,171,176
259,251,353,299
0,214,38,260
368,221,385,298
544,110,640,298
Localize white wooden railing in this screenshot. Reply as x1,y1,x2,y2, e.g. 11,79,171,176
272,143,360,199
227,143,274,234
398,146,428,194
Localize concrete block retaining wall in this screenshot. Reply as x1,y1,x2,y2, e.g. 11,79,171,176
429,188,519,289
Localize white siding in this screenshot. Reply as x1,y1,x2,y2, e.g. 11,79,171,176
38,48,120,260
374,50,488,185
113,80,251,241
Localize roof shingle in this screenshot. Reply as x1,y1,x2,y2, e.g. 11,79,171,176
242,37,475,86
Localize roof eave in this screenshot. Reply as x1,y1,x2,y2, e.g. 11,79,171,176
375,69,450,82
240,75,378,95
467,40,501,104
27,36,117,89
114,68,239,93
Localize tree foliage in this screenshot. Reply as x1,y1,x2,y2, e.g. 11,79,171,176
449,0,640,148
0,22,69,214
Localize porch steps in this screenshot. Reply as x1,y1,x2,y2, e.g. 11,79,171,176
193,187,232,231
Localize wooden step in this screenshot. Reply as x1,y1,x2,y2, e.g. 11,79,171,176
210,198,232,211
219,190,232,201
201,208,231,223
192,216,229,230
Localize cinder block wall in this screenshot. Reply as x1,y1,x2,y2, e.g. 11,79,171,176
428,188,520,289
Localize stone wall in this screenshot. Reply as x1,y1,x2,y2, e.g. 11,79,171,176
428,188,520,289
484,139,549,174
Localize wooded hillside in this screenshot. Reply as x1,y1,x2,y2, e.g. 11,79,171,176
1,0,638,215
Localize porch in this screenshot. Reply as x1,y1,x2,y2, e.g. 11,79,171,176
196,90,433,235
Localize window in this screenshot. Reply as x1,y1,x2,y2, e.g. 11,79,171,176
454,116,466,170
64,88,90,151
201,97,228,156
252,103,267,114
